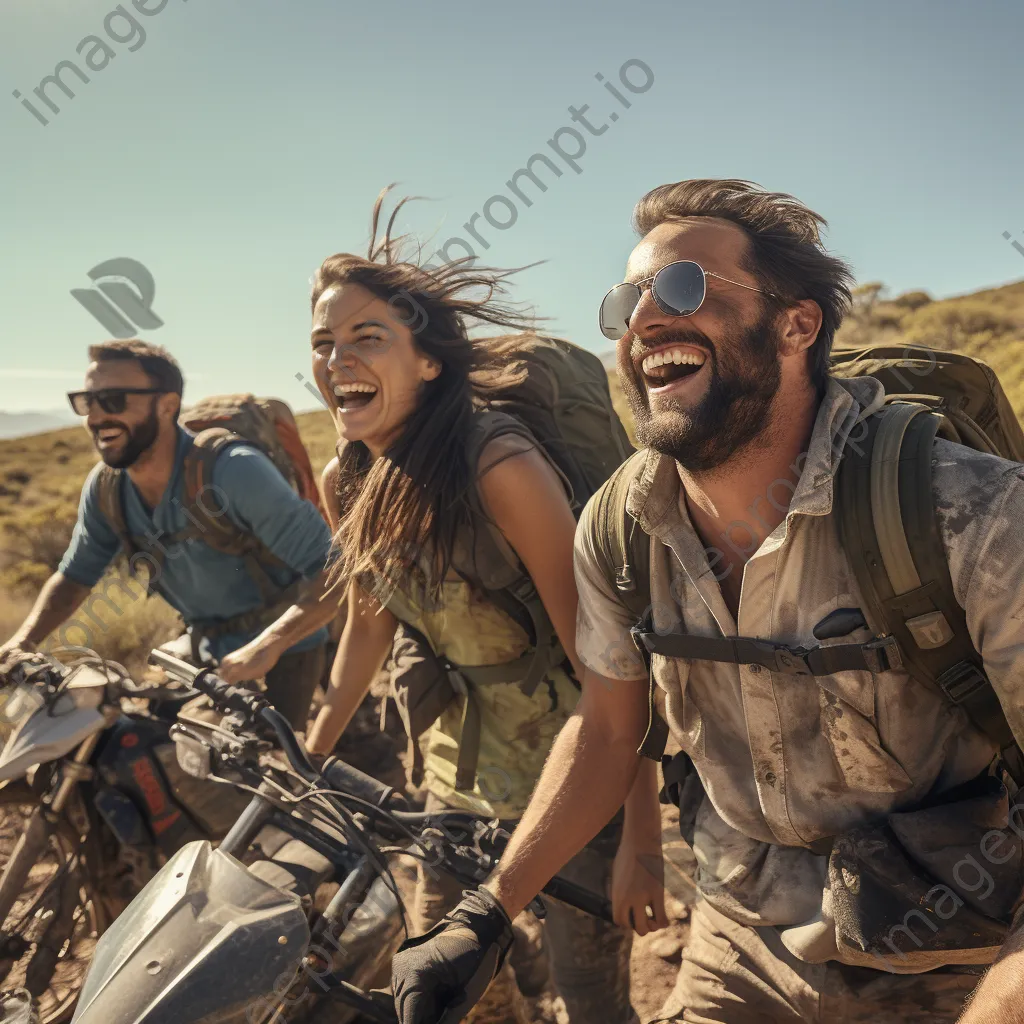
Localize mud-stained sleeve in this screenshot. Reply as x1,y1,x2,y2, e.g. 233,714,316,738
937,443,1024,745
573,492,647,681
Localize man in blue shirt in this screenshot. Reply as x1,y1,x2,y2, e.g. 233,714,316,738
0,340,334,728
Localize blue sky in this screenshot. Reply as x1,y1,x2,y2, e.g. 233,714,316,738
2,0,1023,413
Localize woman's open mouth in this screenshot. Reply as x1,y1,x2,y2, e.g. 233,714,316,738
640,346,707,391
333,381,379,412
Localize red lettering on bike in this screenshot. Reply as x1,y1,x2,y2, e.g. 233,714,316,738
129,756,167,818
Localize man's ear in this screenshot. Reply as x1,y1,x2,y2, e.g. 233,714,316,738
160,392,182,423
777,298,822,358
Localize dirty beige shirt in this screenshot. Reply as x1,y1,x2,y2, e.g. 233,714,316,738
574,375,1024,970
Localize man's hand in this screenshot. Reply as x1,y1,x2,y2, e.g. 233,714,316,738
611,821,669,936
392,888,514,1024
216,641,281,684
613,755,668,935
0,638,36,678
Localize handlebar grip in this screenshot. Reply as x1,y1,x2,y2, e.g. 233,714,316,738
323,758,402,810
149,651,267,717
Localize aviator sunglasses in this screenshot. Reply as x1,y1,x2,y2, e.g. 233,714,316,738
598,260,779,341
67,388,165,416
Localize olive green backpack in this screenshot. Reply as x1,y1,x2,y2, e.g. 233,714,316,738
379,336,634,791
592,344,1024,781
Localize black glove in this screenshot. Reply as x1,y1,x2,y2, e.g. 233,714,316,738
392,887,515,1024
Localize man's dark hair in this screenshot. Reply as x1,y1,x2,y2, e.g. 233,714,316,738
633,179,855,395
87,339,185,397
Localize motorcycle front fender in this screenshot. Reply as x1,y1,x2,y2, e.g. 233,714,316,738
0,697,105,782
73,840,310,1024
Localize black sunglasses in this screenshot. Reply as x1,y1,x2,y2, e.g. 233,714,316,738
599,260,779,341
67,388,165,416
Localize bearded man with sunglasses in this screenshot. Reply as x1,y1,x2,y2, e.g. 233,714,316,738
390,179,1024,1023
0,340,332,729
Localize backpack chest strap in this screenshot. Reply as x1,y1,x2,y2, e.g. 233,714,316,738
631,624,903,676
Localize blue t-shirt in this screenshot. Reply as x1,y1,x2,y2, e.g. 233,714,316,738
59,426,332,661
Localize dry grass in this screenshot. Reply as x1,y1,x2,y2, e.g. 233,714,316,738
46,568,184,678
834,279,1024,415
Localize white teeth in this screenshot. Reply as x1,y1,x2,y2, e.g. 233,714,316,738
333,383,378,395
641,348,706,376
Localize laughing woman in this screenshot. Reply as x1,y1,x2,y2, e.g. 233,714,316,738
230,191,663,1023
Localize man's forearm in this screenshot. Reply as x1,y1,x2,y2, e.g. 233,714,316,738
9,573,91,647
248,572,343,657
624,756,661,833
484,710,641,919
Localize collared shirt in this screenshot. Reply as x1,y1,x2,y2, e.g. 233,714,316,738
574,376,1024,967
59,426,332,660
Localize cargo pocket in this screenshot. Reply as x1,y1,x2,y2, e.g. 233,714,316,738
815,640,912,793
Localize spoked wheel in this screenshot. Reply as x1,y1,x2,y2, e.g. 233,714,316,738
0,805,108,1024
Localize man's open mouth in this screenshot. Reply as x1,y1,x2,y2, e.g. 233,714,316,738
94,426,126,447
640,346,707,388
333,382,379,411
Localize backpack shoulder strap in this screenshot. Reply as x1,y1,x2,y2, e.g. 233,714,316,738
587,449,669,760
181,428,245,545
94,465,135,556
835,402,1020,770
588,449,652,624
182,428,289,602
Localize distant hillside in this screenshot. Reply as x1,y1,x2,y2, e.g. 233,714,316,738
833,278,1024,412
0,410,76,440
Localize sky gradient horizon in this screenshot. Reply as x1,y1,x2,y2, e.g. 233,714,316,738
3,0,1024,413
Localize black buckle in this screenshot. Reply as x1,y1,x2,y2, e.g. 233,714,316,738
863,636,903,673
772,646,813,675
937,661,989,705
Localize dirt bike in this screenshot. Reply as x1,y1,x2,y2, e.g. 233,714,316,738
0,647,250,1023
71,649,614,1024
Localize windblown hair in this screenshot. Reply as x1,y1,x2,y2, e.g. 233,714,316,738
314,186,540,604
633,179,855,394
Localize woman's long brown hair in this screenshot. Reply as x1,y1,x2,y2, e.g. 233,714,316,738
313,186,541,605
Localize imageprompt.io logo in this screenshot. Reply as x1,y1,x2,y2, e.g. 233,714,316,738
71,257,164,337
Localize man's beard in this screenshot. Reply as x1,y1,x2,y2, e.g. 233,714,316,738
93,408,160,469
621,308,782,472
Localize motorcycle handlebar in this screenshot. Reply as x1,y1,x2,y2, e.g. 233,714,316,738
148,649,266,716
148,650,310,774
147,648,404,810
322,756,404,810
